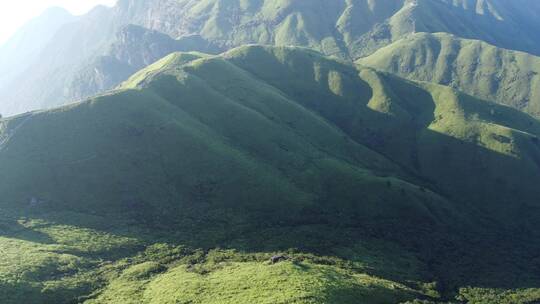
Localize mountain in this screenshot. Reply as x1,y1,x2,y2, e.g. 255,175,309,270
2,46,540,303
0,7,75,91
358,32,540,117
2,0,540,116
66,24,221,102
396,0,540,56
2,1,540,302
0,0,407,116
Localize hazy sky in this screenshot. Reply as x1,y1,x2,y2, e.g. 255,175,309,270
0,0,117,45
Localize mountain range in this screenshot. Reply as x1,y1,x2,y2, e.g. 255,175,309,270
1,0,540,116
0,0,540,303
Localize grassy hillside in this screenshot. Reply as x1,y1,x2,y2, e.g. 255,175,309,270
222,46,540,221
398,0,540,56
358,32,540,117
1,46,540,303
4,0,540,116
0,0,408,116
66,25,222,103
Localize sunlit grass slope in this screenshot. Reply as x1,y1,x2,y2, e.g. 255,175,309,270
221,45,540,221
91,261,415,304
0,210,429,304
358,32,540,117
1,45,540,303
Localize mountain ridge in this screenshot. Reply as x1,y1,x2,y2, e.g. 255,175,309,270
358,32,540,117
2,0,540,116
2,45,540,303
1,1,540,303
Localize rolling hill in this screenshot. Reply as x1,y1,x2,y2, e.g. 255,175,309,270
358,32,540,117
1,46,540,303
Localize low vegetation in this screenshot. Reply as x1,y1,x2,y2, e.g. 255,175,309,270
1,46,540,303
358,32,540,117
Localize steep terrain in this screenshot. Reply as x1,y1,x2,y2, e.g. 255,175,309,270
1,46,540,303
398,0,540,55
358,32,540,117
66,25,221,102
2,0,540,116
0,0,407,115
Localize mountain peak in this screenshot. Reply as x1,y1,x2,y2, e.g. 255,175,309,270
41,6,72,17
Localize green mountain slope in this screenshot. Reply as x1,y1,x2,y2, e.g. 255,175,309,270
358,32,540,117
220,46,540,222
66,25,221,103
397,0,540,56
1,46,540,303
2,0,540,116
0,49,452,228
0,0,407,116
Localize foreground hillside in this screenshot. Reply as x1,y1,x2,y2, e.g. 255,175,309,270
1,46,540,303
358,32,540,117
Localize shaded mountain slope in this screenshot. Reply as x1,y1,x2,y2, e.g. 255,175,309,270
2,46,540,303
0,49,453,227
0,47,456,303
66,25,221,102
358,32,540,117
219,46,540,222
